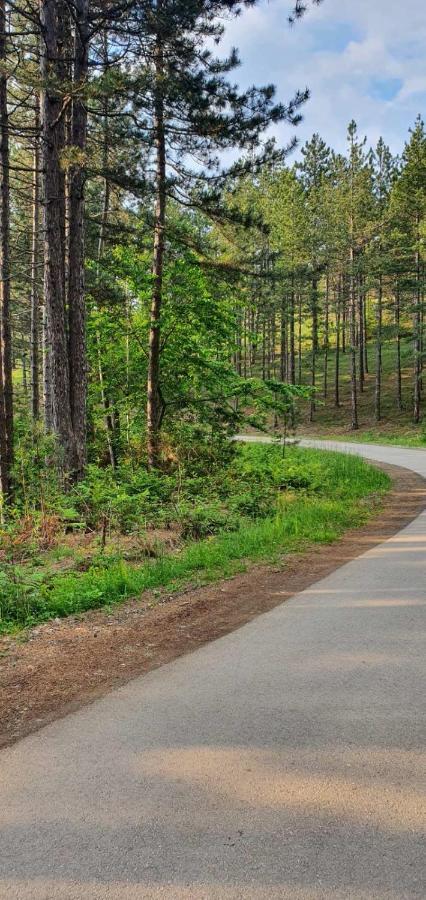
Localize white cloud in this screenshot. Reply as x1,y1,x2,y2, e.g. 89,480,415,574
220,0,426,157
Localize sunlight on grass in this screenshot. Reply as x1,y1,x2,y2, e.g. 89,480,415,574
0,445,390,633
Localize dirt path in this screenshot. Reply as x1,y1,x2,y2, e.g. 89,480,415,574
1,461,425,750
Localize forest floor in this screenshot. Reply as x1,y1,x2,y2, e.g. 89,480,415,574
1,460,425,750
297,339,426,447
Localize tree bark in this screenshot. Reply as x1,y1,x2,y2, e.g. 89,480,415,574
395,281,403,411
309,275,318,421
341,291,346,353
297,292,302,384
288,276,295,384
334,277,341,408
363,281,369,374
413,221,422,424
40,0,76,474
374,273,382,422
68,0,89,477
323,272,329,398
0,0,13,502
358,274,364,393
147,13,166,468
280,297,286,382
30,96,41,421
349,247,358,430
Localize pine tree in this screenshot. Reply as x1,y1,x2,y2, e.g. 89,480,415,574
389,116,426,423
297,133,331,419
0,0,13,502
369,138,396,422
128,0,309,465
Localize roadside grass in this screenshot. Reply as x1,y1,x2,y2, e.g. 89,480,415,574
0,445,390,634
302,429,426,449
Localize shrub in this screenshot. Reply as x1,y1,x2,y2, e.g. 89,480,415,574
176,500,240,539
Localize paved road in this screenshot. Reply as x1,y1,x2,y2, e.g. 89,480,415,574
1,440,425,900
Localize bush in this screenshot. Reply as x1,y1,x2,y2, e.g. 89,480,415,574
176,500,240,539
228,484,276,519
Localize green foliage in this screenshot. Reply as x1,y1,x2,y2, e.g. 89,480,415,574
11,419,65,517
0,445,390,633
176,500,240,540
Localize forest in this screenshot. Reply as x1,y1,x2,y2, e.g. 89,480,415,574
0,0,425,631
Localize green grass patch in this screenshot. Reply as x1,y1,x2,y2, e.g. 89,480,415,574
307,429,426,449
0,445,390,634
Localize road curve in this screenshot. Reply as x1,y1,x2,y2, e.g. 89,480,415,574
1,440,425,900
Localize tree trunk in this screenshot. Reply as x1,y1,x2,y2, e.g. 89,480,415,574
95,33,118,469
288,276,295,384
363,281,369,374
374,273,382,422
30,97,41,421
334,278,341,408
323,272,329,398
309,275,318,421
297,292,302,384
68,0,89,477
413,228,422,424
358,274,364,393
395,281,403,411
341,291,346,353
280,298,286,382
349,248,358,430
0,0,13,502
147,17,166,468
40,0,76,474
22,351,28,398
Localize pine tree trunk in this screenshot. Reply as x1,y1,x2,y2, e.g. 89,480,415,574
374,274,382,422
323,272,329,398
96,34,118,469
40,0,76,474
413,226,422,424
363,282,369,374
358,274,364,393
349,248,358,429
342,291,346,353
309,275,318,421
261,317,266,380
147,20,166,468
395,281,403,411
22,351,28,398
30,97,41,421
68,0,88,477
288,276,295,384
266,309,272,379
280,298,286,382
334,278,341,408
242,308,247,378
271,307,276,378
297,292,302,384
0,0,13,502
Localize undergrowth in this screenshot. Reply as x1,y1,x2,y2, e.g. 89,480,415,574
0,444,390,633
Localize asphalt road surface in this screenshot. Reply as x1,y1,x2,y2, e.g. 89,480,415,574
1,440,425,900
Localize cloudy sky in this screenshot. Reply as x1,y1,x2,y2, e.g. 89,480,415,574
222,0,425,158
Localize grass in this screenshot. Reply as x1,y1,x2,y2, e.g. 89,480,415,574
0,444,390,634
305,429,426,449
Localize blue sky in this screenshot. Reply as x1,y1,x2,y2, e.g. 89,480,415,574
222,0,426,158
